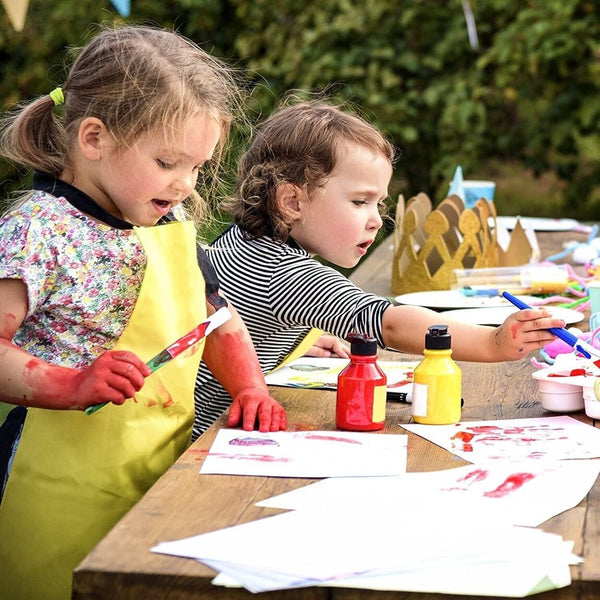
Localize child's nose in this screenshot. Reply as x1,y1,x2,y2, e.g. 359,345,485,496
369,208,383,230
173,171,197,195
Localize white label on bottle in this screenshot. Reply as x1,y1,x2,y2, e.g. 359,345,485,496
411,383,428,417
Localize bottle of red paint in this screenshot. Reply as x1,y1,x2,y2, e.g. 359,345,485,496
336,333,387,431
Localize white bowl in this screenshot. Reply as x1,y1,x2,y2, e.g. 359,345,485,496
582,378,600,419
532,369,584,413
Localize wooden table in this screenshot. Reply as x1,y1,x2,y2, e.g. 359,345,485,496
73,229,599,600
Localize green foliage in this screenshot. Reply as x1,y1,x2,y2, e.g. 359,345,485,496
229,0,600,218
1,0,599,220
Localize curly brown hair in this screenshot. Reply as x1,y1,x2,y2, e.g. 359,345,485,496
222,99,395,243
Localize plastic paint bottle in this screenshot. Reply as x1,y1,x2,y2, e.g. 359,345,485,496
412,325,462,424
336,333,387,431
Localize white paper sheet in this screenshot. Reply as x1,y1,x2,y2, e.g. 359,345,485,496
153,507,575,595
403,415,600,463
265,357,417,400
199,429,408,478
257,460,600,527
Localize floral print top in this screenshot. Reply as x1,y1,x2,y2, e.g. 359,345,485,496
0,190,146,369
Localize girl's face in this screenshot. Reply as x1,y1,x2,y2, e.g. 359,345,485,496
289,142,392,268
84,113,221,226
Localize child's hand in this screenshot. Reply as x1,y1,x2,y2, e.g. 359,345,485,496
62,350,150,410
493,308,566,360
226,389,287,432
305,335,350,359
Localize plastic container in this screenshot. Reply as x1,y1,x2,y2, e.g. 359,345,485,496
450,265,568,295
411,325,462,424
336,333,387,431
582,378,600,419
532,369,584,413
462,180,496,209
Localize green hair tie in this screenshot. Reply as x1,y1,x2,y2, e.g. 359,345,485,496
49,87,64,107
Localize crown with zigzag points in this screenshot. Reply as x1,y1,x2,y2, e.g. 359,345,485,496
391,193,536,294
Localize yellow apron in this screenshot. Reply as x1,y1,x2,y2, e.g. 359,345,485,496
0,221,206,600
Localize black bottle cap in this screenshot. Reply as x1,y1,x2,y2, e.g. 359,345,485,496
346,332,378,356
425,324,451,350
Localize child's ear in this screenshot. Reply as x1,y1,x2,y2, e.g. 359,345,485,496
276,183,305,221
77,117,110,161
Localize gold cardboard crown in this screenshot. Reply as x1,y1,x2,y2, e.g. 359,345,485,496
391,193,535,294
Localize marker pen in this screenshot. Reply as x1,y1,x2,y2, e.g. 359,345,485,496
501,291,599,359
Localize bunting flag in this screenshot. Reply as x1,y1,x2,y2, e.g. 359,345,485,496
1,0,29,31
111,0,130,17
1,0,131,31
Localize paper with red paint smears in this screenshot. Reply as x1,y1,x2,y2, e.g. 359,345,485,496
402,415,600,463
256,460,600,528
199,429,407,478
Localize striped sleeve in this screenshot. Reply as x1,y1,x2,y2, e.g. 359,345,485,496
269,254,391,348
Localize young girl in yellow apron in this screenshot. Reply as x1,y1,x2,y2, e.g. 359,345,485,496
0,25,285,600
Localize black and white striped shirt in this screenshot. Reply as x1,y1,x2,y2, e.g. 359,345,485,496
193,224,392,439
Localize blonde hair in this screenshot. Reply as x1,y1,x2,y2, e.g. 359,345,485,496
225,99,395,242
0,24,243,223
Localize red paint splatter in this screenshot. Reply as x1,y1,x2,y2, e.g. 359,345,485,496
443,468,489,490
302,434,362,444
452,431,475,443
207,452,292,463
509,322,521,340
483,473,535,498
450,424,569,453
458,469,489,484
451,430,475,451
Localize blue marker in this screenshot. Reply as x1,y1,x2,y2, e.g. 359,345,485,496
501,291,599,359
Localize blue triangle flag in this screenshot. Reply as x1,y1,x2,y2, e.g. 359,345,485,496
448,165,465,200
111,0,130,17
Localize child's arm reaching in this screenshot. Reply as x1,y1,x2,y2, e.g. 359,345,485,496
382,303,565,362
0,278,150,409
201,302,287,432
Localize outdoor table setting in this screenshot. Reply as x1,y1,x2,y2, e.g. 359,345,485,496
71,211,600,600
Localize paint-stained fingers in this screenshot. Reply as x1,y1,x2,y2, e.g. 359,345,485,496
103,358,147,392
68,350,149,409
254,396,287,432
110,350,152,377
225,400,242,429
511,308,551,323
227,390,287,432
267,404,287,432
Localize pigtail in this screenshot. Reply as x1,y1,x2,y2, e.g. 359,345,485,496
0,94,67,177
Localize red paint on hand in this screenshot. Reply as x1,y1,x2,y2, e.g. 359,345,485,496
22,350,150,410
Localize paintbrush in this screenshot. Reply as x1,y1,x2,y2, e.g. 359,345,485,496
85,307,232,415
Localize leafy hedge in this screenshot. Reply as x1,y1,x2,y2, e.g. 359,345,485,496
1,0,599,218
